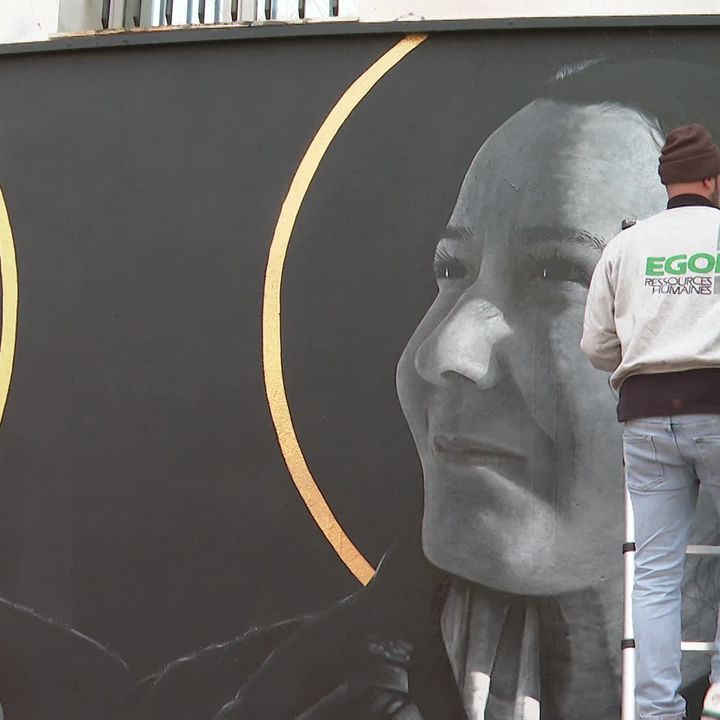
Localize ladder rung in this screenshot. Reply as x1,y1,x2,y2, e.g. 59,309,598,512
686,545,720,556
681,641,716,652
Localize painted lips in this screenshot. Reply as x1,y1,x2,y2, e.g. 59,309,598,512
433,434,526,467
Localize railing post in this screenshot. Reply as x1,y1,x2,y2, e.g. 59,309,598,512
123,0,142,26
101,0,111,28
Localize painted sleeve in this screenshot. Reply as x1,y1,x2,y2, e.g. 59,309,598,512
580,248,621,372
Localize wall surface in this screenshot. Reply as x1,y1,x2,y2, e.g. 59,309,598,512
0,21,719,720
358,0,720,19
57,0,105,33
0,0,59,43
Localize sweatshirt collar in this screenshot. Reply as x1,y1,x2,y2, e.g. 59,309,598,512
667,193,719,210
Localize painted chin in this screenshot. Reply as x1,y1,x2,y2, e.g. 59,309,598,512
418,447,594,593
422,516,582,595
420,487,595,594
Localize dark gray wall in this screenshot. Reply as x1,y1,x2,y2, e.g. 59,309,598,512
1,24,719,719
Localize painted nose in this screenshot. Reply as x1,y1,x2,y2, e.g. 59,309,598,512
414,297,512,390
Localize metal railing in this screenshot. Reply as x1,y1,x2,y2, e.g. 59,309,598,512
101,0,342,28
297,0,340,19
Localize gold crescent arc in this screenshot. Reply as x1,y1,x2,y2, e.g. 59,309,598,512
0,187,18,428
262,34,427,586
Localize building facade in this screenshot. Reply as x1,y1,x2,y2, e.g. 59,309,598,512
2,0,720,44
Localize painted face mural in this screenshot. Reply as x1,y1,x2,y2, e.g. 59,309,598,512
397,99,667,595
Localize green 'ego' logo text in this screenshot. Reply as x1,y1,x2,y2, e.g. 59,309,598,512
645,253,720,276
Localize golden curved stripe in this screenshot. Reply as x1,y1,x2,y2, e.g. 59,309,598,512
262,34,427,585
0,187,18,427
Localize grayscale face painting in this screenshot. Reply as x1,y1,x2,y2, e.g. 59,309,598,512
394,91,720,717
398,99,666,593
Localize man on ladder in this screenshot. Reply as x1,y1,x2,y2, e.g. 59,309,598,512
581,123,720,720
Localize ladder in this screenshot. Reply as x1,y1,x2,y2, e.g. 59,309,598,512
621,467,720,720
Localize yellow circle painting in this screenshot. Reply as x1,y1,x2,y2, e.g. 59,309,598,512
261,34,427,586
0,187,18,430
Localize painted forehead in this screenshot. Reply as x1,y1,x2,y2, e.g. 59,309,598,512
450,99,667,244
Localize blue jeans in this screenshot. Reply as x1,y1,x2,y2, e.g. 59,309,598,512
625,414,720,720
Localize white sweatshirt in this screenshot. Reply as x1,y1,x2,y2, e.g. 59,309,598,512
581,203,720,390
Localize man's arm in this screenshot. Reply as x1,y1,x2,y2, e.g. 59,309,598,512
580,249,621,372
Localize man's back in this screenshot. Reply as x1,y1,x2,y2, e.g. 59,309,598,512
582,199,720,391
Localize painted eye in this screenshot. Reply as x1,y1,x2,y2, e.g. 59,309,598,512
433,244,476,285
434,257,469,281
538,258,589,286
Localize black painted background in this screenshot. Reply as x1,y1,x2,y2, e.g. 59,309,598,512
0,26,717,675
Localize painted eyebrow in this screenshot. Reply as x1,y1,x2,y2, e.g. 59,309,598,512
516,226,606,251
439,225,474,243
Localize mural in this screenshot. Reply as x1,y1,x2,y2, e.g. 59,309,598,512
1,23,720,720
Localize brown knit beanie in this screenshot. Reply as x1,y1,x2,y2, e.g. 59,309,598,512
659,124,720,185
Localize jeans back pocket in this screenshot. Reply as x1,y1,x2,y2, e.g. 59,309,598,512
623,435,664,492
693,435,720,488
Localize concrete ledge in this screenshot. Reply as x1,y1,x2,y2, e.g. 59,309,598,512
2,14,720,57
